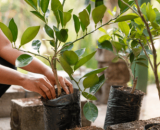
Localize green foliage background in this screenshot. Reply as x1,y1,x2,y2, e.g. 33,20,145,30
0,0,160,84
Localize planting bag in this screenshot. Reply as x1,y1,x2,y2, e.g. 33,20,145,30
104,86,144,130
42,88,81,130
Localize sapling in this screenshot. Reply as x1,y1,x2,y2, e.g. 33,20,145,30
0,0,125,122
99,0,160,98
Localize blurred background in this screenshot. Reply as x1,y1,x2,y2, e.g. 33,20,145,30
0,0,160,84
1,0,160,129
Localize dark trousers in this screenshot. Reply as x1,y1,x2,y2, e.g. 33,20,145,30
0,84,11,97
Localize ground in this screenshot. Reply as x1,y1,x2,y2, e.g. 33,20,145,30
0,84,160,130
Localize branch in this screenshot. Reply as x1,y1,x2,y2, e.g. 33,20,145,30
131,77,138,94
15,47,49,61
62,0,66,6
138,40,154,72
57,15,120,54
120,0,139,16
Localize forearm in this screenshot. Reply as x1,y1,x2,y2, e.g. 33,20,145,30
0,65,25,86
0,45,50,76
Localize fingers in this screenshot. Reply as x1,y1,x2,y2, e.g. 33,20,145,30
59,76,70,94
44,77,56,99
39,84,52,99
37,88,47,99
64,78,73,94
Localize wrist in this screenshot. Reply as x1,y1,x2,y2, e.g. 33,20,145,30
18,74,28,87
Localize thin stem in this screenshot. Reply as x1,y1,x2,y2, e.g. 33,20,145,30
15,47,49,61
72,77,82,91
57,16,119,54
138,40,154,72
131,77,138,94
120,0,139,16
134,63,136,80
62,0,66,6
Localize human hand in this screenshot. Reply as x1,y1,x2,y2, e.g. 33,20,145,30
44,70,73,95
22,75,56,99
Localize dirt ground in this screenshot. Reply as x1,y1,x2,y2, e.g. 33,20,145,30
0,84,160,130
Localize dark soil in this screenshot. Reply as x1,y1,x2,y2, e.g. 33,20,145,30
55,88,67,98
147,124,160,130
117,86,145,95
68,126,104,130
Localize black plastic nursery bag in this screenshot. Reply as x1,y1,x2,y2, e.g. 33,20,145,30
42,88,81,130
104,86,144,130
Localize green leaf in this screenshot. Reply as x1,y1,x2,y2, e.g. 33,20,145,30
58,10,64,27
95,0,103,7
74,51,96,70
32,40,41,53
146,3,156,22
98,34,111,42
50,40,55,47
31,11,45,22
53,26,59,32
112,41,123,52
68,9,73,13
62,51,79,65
154,8,160,24
82,92,97,100
136,61,148,68
130,52,134,63
79,9,90,29
55,29,68,42
24,0,37,10
118,0,134,14
157,0,160,4
92,5,107,24
80,22,86,32
73,15,80,34
75,48,86,57
41,0,50,13
0,22,13,42
63,11,72,26
44,24,54,38
90,74,106,94
99,28,106,34
83,102,98,122
83,74,99,89
136,57,146,61
82,67,108,79
97,40,113,52
20,26,40,47
118,22,130,36
113,6,117,12
112,56,119,63
131,40,138,48
51,0,63,23
59,56,73,75
115,13,139,22
16,54,33,67
151,21,159,29
108,9,113,16
132,48,142,57
86,4,91,15
60,42,73,53
9,18,18,42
